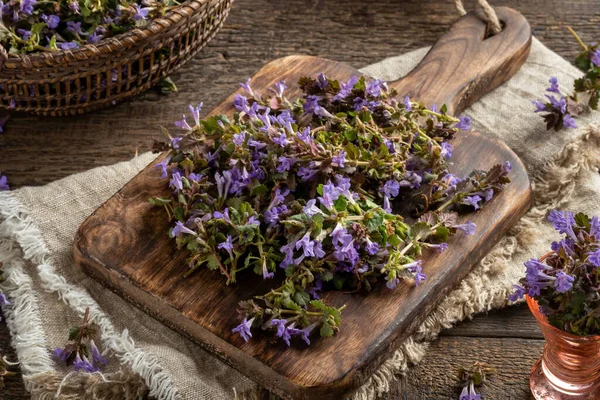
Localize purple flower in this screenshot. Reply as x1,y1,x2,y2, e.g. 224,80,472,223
170,137,182,149
453,221,476,235
314,106,335,119
590,216,600,238
232,317,254,342
563,114,577,129
588,249,600,267
59,42,79,50
188,172,202,183
316,73,328,89
289,323,316,345
233,131,246,146
247,215,260,226
189,103,203,125
454,115,471,130
68,0,79,13
271,319,293,346
353,97,379,111
333,76,358,101
264,205,286,226
403,96,412,111
248,139,266,150
548,210,577,240
459,383,481,400
17,29,31,40
87,32,103,44
318,182,340,209
303,95,321,114
277,156,297,173
302,199,322,217
53,347,72,362
174,115,192,130
380,179,400,212
218,235,234,255
297,126,312,144
384,139,395,154
239,78,254,96
554,271,574,293
546,94,567,114
532,100,547,113
262,262,274,279
272,80,286,97
440,142,453,159
213,208,231,223
463,195,482,210
331,223,352,247
386,276,400,290
508,284,526,302
74,354,99,373
551,238,575,256
501,161,512,176
273,132,287,147
297,165,318,181
547,77,560,94
365,239,379,255
332,150,346,168
405,260,425,285
171,221,196,237
0,173,9,191
366,78,386,97
67,21,84,35
296,232,316,257
592,50,600,67
89,340,108,367
169,171,183,192
429,242,448,253
0,293,9,305
42,14,60,29
133,4,152,20
20,0,35,15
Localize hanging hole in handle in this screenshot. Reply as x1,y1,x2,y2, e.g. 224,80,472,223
483,20,506,40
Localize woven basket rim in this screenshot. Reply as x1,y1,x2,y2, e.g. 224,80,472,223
1,0,216,65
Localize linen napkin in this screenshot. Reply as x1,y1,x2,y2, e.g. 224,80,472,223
0,37,599,400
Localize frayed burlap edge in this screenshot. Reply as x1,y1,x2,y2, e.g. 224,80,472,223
25,368,148,400
239,125,600,400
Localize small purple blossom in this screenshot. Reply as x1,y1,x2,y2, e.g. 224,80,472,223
169,171,183,192
459,383,481,400
17,29,31,40
297,126,312,144
174,115,192,130
272,80,286,97
453,221,476,235
233,131,246,146
463,195,482,210
554,271,574,293
0,293,9,306
67,21,84,35
532,100,547,113
277,156,297,173
365,238,379,255
68,0,79,13
42,14,60,29
403,96,412,111
271,318,293,346
171,221,196,237
440,142,453,159
189,103,203,125
297,166,318,181
53,347,72,362
547,77,560,94
232,317,254,342
318,181,341,209
303,199,322,217
89,340,108,367
588,249,600,267
273,132,287,147
592,50,600,67
239,78,254,96
455,115,471,130
316,73,328,89
218,235,234,255
59,42,79,50
332,150,346,168
548,210,577,241
132,4,152,20
366,78,386,97
289,323,316,345
170,137,182,149
0,173,9,191
20,0,35,15
546,94,567,114
73,354,99,373
508,284,526,302
563,114,577,129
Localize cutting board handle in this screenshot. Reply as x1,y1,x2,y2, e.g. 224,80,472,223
388,6,531,115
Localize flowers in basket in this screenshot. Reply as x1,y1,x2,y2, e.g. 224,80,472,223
0,0,174,54
150,73,512,346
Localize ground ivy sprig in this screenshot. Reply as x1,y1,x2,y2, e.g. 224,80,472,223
532,27,600,130
151,73,512,346
53,307,108,372
457,362,494,400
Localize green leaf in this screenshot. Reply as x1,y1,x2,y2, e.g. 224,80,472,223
201,115,228,133
148,197,171,206
173,207,185,221
69,326,81,341
410,222,432,240
320,322,334,337
316,184,324,196
320,270,334,281
334,196,347,212
387,234,402,247
293,291,311,307
344,129,358,141
364,211,384,232
434,225,450,242
207,256,220,270
574,212,590,229
250,184,269,197
332,274,345,290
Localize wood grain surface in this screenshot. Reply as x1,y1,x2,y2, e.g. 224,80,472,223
1,0,599,399
73,8,532,399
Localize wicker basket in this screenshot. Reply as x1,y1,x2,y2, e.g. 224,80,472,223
0,0,232,116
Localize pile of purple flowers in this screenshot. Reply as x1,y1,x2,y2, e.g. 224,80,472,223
0,0,171,54
532,77,578,131
510,210,600,335
53,307,108,373
151,73,512,346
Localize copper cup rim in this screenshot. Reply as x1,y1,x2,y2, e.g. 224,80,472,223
526,252,600,341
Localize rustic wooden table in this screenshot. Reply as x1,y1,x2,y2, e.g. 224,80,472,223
0,0,598,398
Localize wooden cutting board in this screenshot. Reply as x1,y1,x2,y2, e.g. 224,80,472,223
74,7,532,399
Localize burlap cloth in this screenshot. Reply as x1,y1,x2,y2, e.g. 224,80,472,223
1,37,599,400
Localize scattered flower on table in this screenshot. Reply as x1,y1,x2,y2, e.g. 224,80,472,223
53,307,109,372
0,173,8,191
149,73,513,346
457,362,494,400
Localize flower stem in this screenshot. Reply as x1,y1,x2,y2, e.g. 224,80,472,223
567,26,588,52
